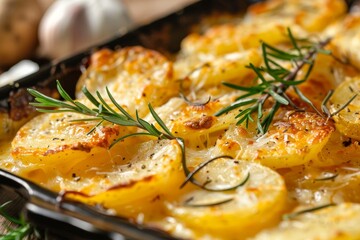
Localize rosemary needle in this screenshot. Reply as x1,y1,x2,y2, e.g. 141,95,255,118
0,201,34,240
282,203,336,220
314,173,338,181
183,197,234,208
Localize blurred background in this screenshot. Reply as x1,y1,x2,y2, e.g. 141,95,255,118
0,0,196,86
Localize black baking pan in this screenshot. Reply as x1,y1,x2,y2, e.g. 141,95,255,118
0,170,178,240
0,0,259,239
1,0,359,239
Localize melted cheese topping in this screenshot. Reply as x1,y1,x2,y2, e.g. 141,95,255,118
1,0,360,239
76,47,178,117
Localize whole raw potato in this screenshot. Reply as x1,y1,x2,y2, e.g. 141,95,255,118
0,0,42,68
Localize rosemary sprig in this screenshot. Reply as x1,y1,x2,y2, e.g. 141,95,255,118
282,203,336,220
183,197,234,208
0,202,34,240
215,28,356,134
28,80,175,145
28,81,249,192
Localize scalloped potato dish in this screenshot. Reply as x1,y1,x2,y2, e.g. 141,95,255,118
2,0,360,239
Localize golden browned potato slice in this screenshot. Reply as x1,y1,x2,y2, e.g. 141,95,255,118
166,159,286,239
246,0,347,32
68,139,184,219
294,53,359,111
174,49,261,91
316,130,360,166
330,14,360,70
144,93,242,149
329,77,360,140
252,203,360,240
76,47,178,117
0,113,33,140
11,111,131,187
282,164,360,205
214,110,335,169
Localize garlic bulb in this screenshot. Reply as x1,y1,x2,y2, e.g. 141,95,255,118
38,0,133,60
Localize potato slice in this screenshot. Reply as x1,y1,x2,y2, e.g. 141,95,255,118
175,49,261,91
330,14,360,70
11,112,131,186
68,139,184,219
0,112,32,140
76,47,178,117
294,53,359,112
166,159,286,239
329,77,360,140
180,0,346,57
282,164,360,205
316,130,360,166
213,110,334,169
252,203,360,240
144,93,242,149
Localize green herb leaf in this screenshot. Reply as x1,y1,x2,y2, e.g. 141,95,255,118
184,198,234,208
282,203,336,220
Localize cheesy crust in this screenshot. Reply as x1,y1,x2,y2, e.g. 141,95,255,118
76,47,178,117
2,0,360,239
214,110,335,168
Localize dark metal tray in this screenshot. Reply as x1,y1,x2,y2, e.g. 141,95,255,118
2,0,358,238
0,0,257,239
